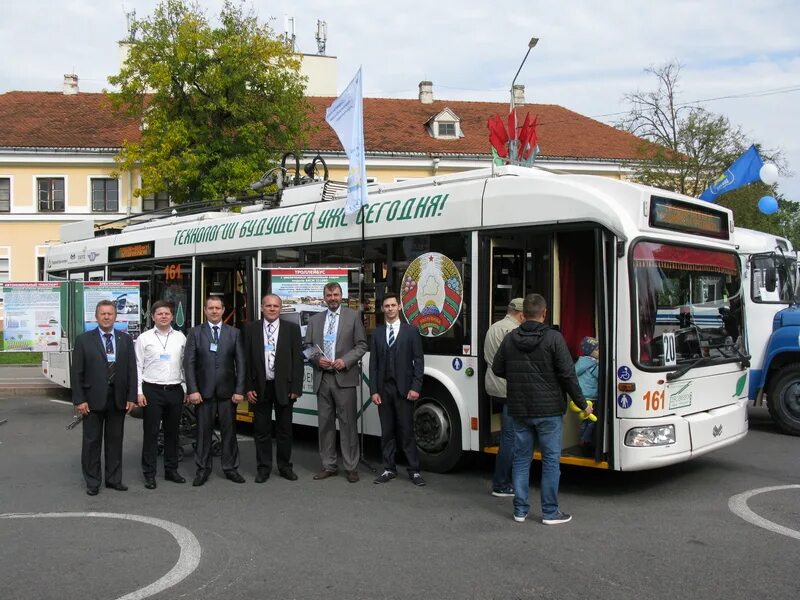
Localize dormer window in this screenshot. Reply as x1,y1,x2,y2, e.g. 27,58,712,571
427,108,462,140
438,122,456,137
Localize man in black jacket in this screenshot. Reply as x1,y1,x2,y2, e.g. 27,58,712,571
492,293,593,525
72,300,137,495
245,294,304,483
184,296,247,486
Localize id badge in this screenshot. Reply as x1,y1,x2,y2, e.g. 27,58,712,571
106,353,116,362
209,343,218,353
159,353,171,362
264,343,275,352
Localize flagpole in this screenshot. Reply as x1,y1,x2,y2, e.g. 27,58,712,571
358,203,376,474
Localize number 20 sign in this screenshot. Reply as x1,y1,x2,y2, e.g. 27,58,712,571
662,332,676,367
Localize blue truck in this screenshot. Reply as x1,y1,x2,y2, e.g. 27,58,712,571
736,228,800,435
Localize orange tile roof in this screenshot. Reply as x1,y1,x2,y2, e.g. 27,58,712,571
0,92,140,149
0,91,646,161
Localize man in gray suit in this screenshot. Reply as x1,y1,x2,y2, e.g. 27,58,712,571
184,295,247,486
305,282,367,482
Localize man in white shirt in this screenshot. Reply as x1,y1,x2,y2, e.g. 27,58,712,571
135,300,187,490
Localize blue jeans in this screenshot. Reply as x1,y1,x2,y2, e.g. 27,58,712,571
492,403,514,489
511,415,563,519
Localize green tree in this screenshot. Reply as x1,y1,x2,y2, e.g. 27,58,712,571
618,61,788,236
108,0,308,204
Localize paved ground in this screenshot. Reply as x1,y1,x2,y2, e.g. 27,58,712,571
0,393,797,600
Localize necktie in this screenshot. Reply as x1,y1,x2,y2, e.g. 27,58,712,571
267,322,275,373
104,333,116,384
324,312,336,359
103,333,114,354
212,325,219,345
388,324,395,347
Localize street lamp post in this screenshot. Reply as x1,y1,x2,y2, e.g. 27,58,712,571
510,37,539,111
507,37,538,161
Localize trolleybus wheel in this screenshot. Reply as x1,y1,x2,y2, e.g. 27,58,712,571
414,382,462,473
766,364,800,436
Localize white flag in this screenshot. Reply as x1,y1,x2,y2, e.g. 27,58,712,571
325,68,368,215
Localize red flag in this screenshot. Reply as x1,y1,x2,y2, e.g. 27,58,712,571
507,109,517,143
521,115,539,160
487,116,509,157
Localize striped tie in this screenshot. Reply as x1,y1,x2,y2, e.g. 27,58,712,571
388,325,395,347
103,333,116,384
212,325,220,345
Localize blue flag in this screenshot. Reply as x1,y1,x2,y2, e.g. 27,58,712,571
325,68,368,215
699,145,764,202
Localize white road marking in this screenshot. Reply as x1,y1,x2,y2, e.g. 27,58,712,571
0,511,202,599
728,485,800,541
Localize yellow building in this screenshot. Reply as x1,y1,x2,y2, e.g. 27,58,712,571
0,76,644,282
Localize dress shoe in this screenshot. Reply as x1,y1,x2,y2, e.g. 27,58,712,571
346,470,360,483
313,469,337,480
279,468,298,481
254,470,270,484
192,471,210,487
86,487,99,496
165,471,186,484
144,478,157,490
225,470,246,484
105,483,128,491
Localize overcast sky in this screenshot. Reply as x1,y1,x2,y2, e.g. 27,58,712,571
3,0,799,200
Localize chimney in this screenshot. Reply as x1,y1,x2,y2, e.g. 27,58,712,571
419,80,433,104
512,84,525,106
63,73,79,95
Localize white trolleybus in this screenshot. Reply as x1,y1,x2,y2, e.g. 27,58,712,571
43,165,750,472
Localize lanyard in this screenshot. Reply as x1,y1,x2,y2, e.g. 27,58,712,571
154,329,171,351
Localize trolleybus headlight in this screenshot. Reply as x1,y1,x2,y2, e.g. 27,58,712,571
624,425,676,447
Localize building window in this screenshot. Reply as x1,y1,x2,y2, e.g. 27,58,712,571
438,122,456,137
143,191,170,212
37,178,65,212
0,258,9,282
0,178,9,212
91,178,119,212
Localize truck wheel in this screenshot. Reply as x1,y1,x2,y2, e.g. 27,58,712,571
766,364,800,436
414,383,462,473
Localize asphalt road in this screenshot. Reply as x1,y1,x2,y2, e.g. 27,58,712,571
0,395,797,600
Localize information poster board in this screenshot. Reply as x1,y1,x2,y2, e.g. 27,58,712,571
0,282,67,352
269,268,350,361
82,281,142,338
270,268,350,335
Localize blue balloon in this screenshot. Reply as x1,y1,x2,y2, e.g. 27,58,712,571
758,195,779,215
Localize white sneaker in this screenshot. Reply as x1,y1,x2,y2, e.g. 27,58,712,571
513,512,528,522
542,512,572,525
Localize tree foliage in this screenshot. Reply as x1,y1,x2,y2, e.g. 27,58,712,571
108,0,308,204
618,62,792,241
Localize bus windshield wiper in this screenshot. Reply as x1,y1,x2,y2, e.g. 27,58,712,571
666,356,711,382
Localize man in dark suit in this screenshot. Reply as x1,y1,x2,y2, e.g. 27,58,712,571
305,281,368,483
369,292,426,486
72,300,137,496
184,295,247,486
245,294,304,483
